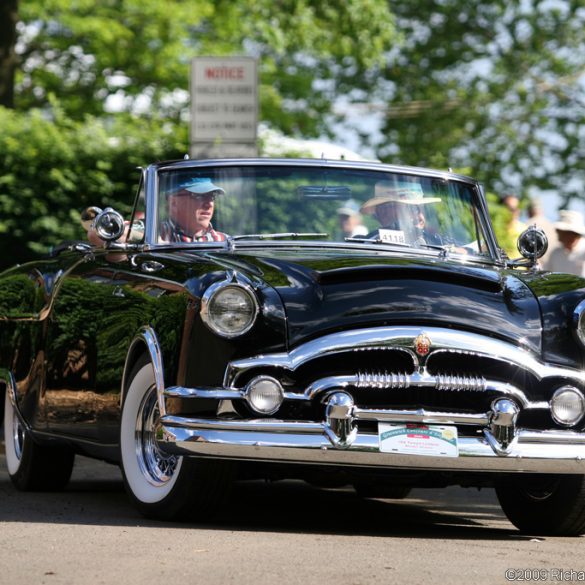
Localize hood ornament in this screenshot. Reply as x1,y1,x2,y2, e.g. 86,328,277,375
414,333,431,357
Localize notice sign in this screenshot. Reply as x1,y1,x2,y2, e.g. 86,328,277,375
191,56,258,144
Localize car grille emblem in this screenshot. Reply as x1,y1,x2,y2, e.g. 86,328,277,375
414,333,431,356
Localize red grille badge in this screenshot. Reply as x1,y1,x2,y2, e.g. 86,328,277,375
414,333,431,356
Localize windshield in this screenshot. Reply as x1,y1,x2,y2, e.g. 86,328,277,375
157,164,492,257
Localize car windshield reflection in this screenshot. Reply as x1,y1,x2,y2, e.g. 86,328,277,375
156,164,491,258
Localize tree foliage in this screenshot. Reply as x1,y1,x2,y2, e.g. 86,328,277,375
369,1,585,206
9,0,396,135
1,0,585,269
0,106,187,266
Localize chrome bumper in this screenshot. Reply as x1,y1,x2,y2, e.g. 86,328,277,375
156,325,585,475
159,415,585,474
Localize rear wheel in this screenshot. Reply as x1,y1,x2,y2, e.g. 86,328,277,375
496,475,585,535
4,390,75,491
120,355,235,521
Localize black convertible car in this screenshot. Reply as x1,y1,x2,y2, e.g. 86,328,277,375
3,157,585,534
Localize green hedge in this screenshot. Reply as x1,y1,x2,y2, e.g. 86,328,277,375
0,106,188,270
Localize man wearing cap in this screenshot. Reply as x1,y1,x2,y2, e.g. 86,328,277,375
543,210,585,275
160,178,227,243
360,181,442,246
337,199,368,238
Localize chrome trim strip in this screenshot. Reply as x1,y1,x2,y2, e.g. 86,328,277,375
224,326,585,388
159,424,585,474
164,386,306,402
162,416,324,433
353,408,490,426
122,327,167,416
303,373,548,407
166,375,549,411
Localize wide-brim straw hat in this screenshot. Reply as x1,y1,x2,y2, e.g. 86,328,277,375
361,187,441,215
554,210,585,236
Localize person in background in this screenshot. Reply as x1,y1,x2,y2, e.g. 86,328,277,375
500,193,527,258
337,199,368,238
543,210,585,276
526,198,557,266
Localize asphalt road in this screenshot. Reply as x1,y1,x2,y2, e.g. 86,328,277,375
1,447,584,585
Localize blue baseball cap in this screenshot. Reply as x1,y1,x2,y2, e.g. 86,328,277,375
173,177,225,196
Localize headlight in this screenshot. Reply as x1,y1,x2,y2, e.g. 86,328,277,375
550,386,585,427
201,282,258,337
573,300,585,348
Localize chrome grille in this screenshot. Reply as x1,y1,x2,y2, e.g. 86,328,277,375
435,373,486,392
356,371,410,389
354,370,486,392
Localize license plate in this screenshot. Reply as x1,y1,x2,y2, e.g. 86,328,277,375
378,423,459,457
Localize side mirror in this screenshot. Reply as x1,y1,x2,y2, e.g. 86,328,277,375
517,225,548,263
90,207,126,242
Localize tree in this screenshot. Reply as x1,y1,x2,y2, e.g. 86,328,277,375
3,0,396,135
0,0,18,108
368,1,585,206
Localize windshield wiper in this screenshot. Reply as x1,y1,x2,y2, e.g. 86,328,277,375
232,232,329,241
345,237,449,254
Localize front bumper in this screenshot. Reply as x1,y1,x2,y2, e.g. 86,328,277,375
157,325,585,475
159,416,585,474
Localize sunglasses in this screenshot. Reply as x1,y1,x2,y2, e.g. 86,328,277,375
171,190,219,202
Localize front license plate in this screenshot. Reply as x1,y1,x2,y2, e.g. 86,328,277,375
378,423,459,457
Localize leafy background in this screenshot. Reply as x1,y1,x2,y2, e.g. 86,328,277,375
1,0,584,268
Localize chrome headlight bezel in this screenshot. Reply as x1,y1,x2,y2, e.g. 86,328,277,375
200,280,259,338
574,300,585,348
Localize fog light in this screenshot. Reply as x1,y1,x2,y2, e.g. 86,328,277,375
550,386,585,427
245,376,284,415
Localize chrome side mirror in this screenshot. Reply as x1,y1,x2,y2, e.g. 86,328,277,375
90,207,125,242
517,225,548,263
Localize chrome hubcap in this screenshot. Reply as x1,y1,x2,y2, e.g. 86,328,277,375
135,385,179,486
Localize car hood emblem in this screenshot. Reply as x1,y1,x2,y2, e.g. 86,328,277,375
414,333,431,356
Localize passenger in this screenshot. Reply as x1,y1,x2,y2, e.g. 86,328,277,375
360,182,441,246
337,199,368,238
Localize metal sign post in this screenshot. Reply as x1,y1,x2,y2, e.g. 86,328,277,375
190,56,258,158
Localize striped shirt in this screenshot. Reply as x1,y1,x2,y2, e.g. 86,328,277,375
159,220,227,243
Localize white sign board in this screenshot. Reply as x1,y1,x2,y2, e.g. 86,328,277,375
191,56,258,155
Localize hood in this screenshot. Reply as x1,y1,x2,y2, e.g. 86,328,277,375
206,247,543,353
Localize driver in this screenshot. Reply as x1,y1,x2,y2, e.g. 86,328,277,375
159,178,227,242
360,182,441,246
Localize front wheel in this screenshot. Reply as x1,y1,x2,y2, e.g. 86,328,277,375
120,357,235,521
496,475,585,535
4,389,74,491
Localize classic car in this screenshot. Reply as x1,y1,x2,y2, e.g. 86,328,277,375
2,157,585,535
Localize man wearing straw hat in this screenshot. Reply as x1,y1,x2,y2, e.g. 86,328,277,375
360,181,442,246
543,210,585,275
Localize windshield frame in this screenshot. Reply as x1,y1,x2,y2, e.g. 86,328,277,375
142,159,502,262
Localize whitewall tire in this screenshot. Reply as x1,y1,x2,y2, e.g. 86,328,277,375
120,356,235,521
4,389,74,491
